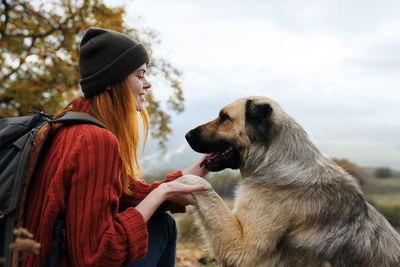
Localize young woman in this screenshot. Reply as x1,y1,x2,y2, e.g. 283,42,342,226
23,27,209,267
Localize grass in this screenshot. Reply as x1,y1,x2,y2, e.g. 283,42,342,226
362,174,400,206
366,193,400,206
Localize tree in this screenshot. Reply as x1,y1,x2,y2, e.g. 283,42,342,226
0,0,184,147
373,167,392,179
333,158,365,185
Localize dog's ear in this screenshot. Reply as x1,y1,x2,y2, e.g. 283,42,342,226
245,99,273,143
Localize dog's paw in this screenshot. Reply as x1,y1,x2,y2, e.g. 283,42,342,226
176,174,212,188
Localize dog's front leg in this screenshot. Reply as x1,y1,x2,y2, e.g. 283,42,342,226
175,175,254,267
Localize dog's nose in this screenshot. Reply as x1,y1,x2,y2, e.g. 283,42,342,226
185,131,193,142
185,128,207,153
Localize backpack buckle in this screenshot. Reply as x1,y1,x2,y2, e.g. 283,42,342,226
29,110,54,119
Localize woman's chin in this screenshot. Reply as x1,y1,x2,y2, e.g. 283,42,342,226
136,103,144,112
135,97,145,111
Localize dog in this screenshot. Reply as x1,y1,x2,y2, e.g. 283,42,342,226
175,96,400,267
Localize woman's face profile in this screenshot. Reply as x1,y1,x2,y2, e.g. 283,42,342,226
127,63,151,111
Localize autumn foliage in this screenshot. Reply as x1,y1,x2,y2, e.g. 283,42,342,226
333,158,366,184
0,0,183,146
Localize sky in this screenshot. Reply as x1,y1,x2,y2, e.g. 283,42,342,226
107,0,400,173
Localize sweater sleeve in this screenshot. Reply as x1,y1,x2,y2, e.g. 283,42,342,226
119,171,186,213
66,125,148,266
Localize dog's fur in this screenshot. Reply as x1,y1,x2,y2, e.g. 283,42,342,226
175,96,400,267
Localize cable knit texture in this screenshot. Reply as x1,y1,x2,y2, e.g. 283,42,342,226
23,98,184,267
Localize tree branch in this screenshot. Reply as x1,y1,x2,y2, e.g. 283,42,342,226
2,0,87,39
0,0,11,37
1,35,37,81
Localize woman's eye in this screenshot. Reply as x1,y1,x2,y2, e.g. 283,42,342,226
137,75,145,80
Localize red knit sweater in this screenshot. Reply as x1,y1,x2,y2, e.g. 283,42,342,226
23,98,184,267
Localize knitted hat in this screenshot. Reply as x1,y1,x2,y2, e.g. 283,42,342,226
79,27,149,98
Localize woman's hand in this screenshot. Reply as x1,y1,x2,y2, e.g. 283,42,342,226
182,155,209,177
158,182,209,206
135,181,208,222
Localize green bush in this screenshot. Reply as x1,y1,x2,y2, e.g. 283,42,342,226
206,170,241,197
177,214,199,241
374,167,392,179
376,205,400,228
367,198,400,228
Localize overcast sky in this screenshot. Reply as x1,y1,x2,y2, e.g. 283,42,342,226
109,0,400,172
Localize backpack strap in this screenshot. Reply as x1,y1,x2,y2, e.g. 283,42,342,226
51,111,106,129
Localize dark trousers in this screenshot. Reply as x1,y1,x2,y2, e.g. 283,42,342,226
123,212,178,267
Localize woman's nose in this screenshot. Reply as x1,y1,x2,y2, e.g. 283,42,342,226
143,78,151,90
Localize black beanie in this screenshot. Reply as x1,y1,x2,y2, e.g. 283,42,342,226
79,27,150,98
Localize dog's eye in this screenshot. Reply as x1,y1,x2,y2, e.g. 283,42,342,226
219,114,231,124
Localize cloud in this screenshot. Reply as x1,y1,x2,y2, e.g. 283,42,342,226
121,0,400,170
316,138,400,169
142,142,186,163
347,38,400,75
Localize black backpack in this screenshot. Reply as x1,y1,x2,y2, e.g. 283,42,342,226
0,111,105,267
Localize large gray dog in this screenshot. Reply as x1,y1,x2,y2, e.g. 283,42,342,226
175,96,400,267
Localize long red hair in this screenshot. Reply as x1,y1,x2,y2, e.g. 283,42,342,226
89,78,149,195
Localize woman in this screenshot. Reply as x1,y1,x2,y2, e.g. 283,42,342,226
23,28,209,267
